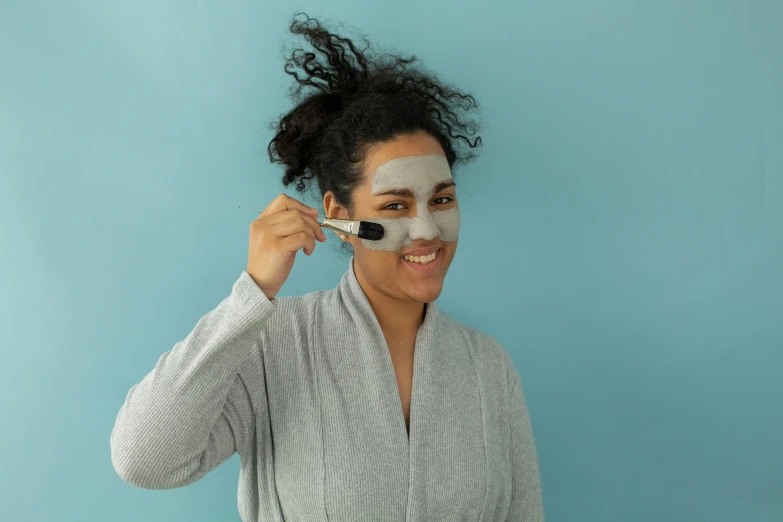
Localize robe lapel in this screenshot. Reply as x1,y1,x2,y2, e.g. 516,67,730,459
319,258,487,521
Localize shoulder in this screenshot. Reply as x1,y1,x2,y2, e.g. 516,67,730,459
437,309,515,386
438,310,510,360
267,286,337,326
273,287,333,310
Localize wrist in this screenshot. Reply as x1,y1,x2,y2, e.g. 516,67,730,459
246,271,277,301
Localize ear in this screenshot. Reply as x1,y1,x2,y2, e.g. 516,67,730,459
323,191,352,242
323,191,350,219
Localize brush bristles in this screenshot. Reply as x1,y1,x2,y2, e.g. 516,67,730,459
358,221,384,241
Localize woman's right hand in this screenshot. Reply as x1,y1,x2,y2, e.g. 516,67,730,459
246,194,327,300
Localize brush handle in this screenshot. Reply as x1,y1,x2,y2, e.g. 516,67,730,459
238,206,356,235
320,218,359,236
239,205,331,221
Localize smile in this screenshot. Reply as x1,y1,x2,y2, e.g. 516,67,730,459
402,249,439,264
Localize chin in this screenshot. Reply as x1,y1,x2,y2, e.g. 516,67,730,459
406,283,444,304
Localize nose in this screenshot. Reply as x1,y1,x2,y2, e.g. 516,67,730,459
408,206,439,241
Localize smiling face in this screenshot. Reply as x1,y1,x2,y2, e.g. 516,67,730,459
324,132,459,304
360,154,460,252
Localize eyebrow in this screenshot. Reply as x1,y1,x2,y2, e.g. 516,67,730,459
375,180,456,197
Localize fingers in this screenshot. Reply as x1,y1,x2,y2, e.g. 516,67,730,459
249,195,326,258
268,209,327,242
262,193,320,218
281,232,317,256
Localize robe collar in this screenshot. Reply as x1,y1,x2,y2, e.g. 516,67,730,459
337,256,441,340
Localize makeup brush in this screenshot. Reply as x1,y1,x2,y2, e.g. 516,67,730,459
237,205,385,241
320,217,384,241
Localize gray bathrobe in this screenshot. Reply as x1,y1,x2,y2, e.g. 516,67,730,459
111,258,544,521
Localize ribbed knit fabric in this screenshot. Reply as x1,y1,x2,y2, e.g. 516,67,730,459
110,257,544,521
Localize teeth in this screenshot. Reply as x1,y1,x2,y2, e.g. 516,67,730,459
403,251,437,264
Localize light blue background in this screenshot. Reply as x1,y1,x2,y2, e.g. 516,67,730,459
1,1,781,521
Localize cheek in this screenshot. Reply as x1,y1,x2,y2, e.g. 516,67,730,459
359,207,460,252
432,207,460,241
360,218,412,252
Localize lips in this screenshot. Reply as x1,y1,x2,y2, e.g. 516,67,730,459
400,245,440,258
403,251,437,264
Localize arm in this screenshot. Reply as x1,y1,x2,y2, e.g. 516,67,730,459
110,270,276,489
507,364,545,521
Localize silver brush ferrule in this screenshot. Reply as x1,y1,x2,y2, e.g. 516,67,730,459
320,218,358,236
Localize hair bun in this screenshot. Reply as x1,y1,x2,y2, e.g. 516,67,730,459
268,13,482,198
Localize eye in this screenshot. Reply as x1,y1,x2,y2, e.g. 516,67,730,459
382,202,407,211
433,196,454,205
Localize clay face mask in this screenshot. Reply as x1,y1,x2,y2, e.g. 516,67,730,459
360,154,460,252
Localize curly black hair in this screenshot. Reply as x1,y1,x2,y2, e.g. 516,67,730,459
267,13,482,212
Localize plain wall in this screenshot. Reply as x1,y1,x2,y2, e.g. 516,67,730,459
1,0,781,520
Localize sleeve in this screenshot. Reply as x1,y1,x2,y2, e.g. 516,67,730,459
110,270,277,490
507,362,545,521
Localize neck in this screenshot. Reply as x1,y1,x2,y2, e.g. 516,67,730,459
352,258,426,335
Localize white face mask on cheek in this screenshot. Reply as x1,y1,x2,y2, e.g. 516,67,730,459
359,154,460,252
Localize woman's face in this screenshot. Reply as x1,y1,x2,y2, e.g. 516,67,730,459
326,131,459,304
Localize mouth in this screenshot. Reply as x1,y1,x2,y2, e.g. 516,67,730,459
401,247,441,272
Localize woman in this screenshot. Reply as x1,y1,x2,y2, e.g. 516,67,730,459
110,14,544,522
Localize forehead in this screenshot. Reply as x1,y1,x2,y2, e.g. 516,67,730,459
370,154,453,194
